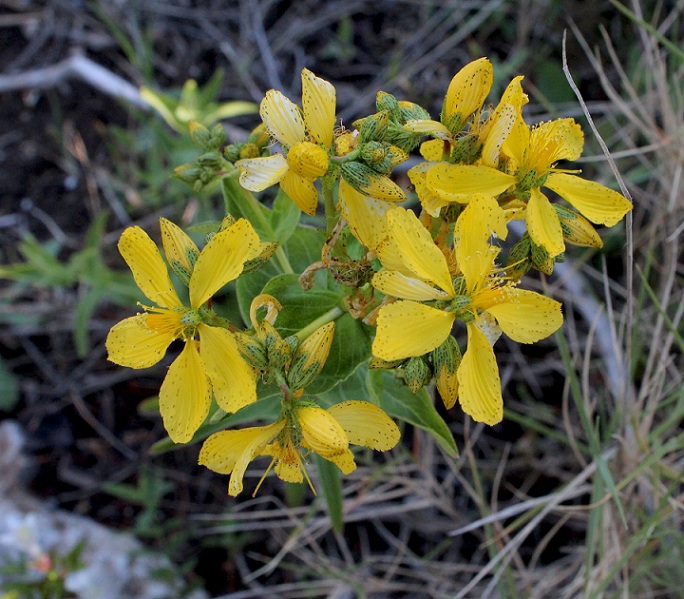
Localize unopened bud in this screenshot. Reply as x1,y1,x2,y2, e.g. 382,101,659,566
188,120,211,149
431,336,462,409
159,218,200,286
242,242,278,273
234,331,269,370
341,162,405,202
555,205,603,248
376,91,400,118
530,240,556,275
402,356,432,394
247,123,271,149
506,234,533,280
209,123,227,148
287,322,336,390
399,101,431,123
355,111,390,143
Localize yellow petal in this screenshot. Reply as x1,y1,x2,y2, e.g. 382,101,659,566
373,301,456,361
280,170,319,215
456,192,508,242
274,458,304,483
326,401,400,451
260,89,305,147
199,325,257,413
493,76,528,163
480,103,516,168
301,68,336,148
427,163,515,201
529,119,584,167
503,114,530,169
297,406,349,456
457,324,503,425
118,227,182,309
338,178,392,250
454,195,506,291
407,161,450,217
403,119,453,140
189,218,261,308
372,270,452,301
443,57,493,126
359,173,406,203
159,218,200,282
159,341,212,443
545,173,632,226
106,314,173,368
235,154,289,191
198,421,284,496
378,207,454,295
526,189,565,258
486,288,563,343
324,449,357,474
420,139,447,161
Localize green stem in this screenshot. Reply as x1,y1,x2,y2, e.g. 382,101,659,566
322,180,337,237
222,169,294,274
294,306,344,341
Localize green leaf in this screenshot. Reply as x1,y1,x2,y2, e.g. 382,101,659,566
313,453,344,532
261,273,342,336
0,356,19,411
315,362,370,408
369,370,458,457
270,188,301,244
235,218,325,325
222,175,273,239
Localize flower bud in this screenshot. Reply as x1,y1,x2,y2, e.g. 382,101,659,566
242,242,278,274
341,162,405,202
555,205,603,248
431,336,462,409
287,322,335,391
189,120,211,149
402,356,432,394
506,234,533,280
354,110,390,143
159,218,200,286
234,331,269,370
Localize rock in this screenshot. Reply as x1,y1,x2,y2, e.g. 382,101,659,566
0,420,208,599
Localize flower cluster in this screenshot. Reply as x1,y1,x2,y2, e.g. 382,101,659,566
108,58,631,497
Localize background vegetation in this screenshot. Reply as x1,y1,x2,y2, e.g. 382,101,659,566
1,0,682,597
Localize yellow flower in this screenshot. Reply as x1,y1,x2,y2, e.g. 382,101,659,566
407,75,526,216
235,69,336,215
371,200,505,360
428,114,632,257
453,197,563,425
199,401,400,496
371,197,563,425
106,219,262,443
